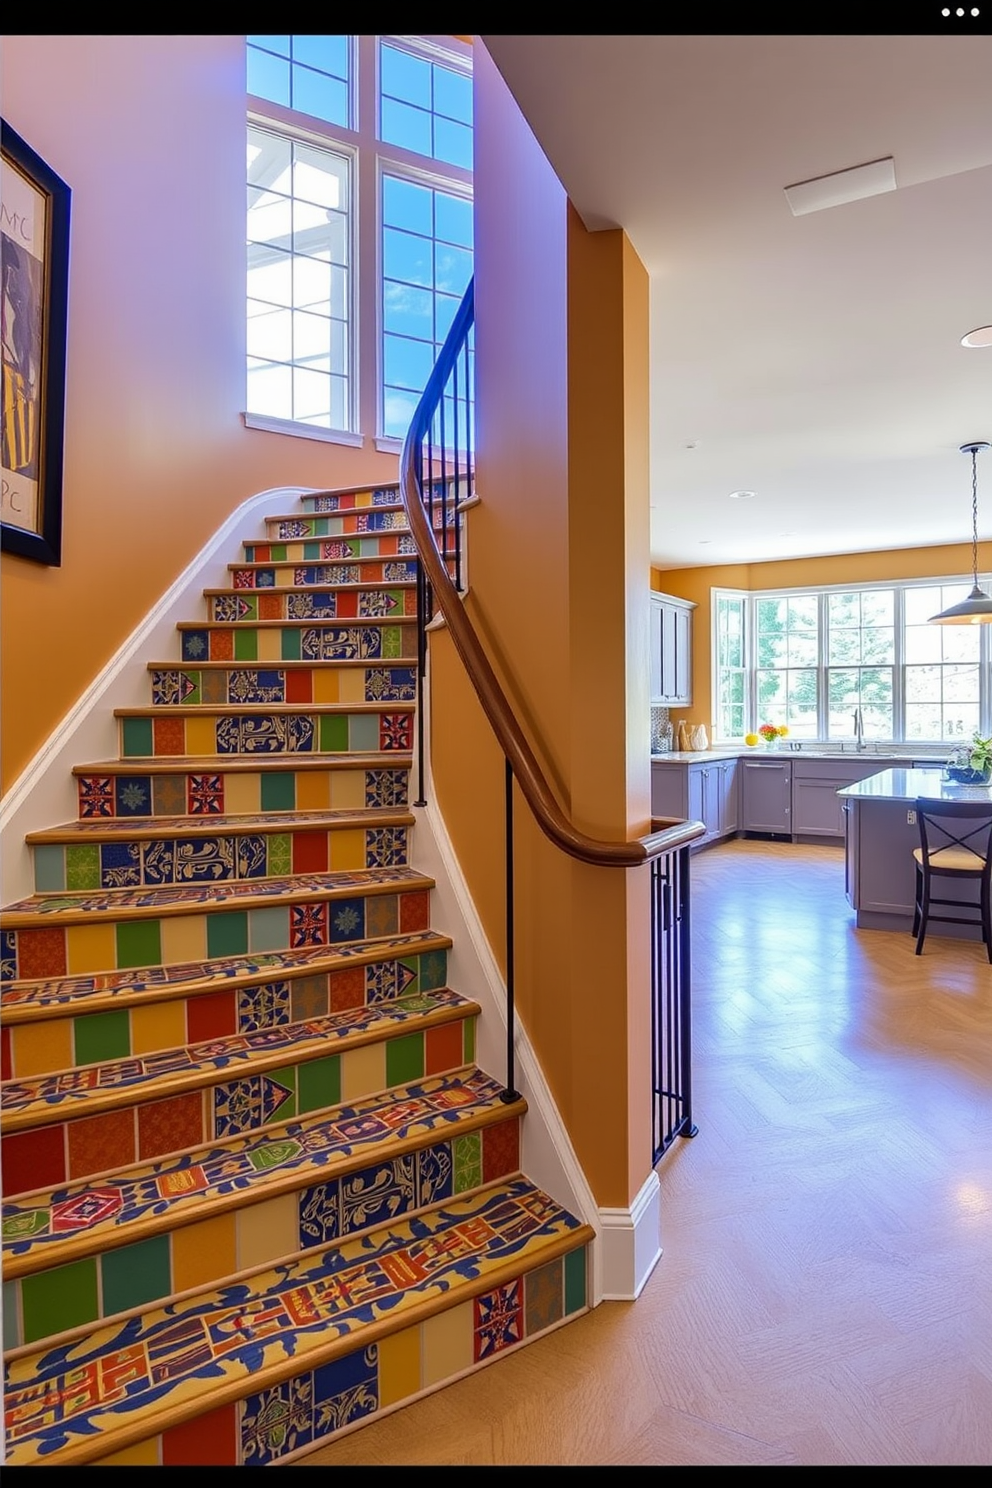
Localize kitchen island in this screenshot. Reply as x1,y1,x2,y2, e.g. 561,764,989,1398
839,768,991,939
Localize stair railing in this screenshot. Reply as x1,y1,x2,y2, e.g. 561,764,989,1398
399,277,703,1126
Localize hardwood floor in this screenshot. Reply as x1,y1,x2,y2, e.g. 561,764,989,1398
299,839,992,1466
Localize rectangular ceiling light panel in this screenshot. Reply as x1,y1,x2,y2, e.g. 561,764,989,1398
784,156,896,216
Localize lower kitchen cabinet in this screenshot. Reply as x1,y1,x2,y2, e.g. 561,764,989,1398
652,758,738,848
740,757,793,834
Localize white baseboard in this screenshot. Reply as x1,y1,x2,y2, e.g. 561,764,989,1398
598,1170,662,1300
1,487,316,904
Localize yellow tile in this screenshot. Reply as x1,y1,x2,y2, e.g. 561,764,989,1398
130,998,187,1056
256,629,283,662
329,828,366,871
236,1193,299,1271
160,913,206,967
275,568,293,588
354,490,372,507
296,770,331,810
312,668,340,704
66,921,117,975
378,1324,422,1408
340,1040,385,1102
173,1212,237,1293
12,1018,74,1078
337,668,366,705
94,1436,161,1466
328,769,364,810
422,1300,473,1386
184,714,216,757
224,771,260,814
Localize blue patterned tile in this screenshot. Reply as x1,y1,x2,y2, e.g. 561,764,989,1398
366,827,407,867
216,715,315,754
241,1373,313,1465
100,843,142,889
365,769,409,807
235,835,269,879
142,840,176,886
78,776,115,819
181,630,209,662
115,776,153,817
329,898,365,944
172,837,235,883
299,1178,341,1249
1,930,17,982
311,1344,379,1440
475,1280,523,1360
237,980,291,1032
366,959,417,1004
340,1155,416,1236
417,1142,454,1205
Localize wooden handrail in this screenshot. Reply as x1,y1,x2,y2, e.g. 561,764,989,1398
399,282,704,868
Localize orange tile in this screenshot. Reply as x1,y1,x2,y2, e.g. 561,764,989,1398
258,592,283,620
425,1020,465,1077
209,629,234,660
399,890,431,933
312,668,340,704
11,1018,73,1079
172,1211,237,1293
67,1110,136,1181
296,769,331,809
328,828,365,871
329,966,365,1012
153,716,186,757
137,1092,205,1160
378,1325,422,1408
15,927,67,979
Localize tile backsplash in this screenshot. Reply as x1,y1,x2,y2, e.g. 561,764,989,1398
651,706,673,753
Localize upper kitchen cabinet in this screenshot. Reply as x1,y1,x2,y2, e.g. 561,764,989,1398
650,592,695,706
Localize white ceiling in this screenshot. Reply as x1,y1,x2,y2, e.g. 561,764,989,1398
480,34,992,571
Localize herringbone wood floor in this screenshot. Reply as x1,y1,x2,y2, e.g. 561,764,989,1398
301,839,992,1466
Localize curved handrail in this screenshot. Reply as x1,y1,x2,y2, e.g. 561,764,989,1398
399,278,704,868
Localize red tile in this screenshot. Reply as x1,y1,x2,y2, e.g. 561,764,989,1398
425,1019,465,1076
482,1117,521,1183
403,590,418,615
1,1024,11,1081
329,966,365,1012
16,927,67,979
153,716,186,757
1,1125,66,1198
378,536,399,556
258,592,283,621
210,629,234,660
359,563,384,584
67,1110,136,1181
399,890,430,933
162,1403,239,1466
335,590,358,619
138,1092,204,1160
292,831,328,874
285,668,313,704
253,544,271,562
187,990,237,1042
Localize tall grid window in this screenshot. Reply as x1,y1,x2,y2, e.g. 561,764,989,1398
246,35,473,442
713,580,992,744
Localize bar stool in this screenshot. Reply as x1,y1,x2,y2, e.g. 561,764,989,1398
912,797,992,961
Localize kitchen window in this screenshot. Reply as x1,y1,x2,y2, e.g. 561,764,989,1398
713,579,992,744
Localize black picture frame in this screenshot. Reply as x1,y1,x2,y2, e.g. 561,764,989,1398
1,119,71,566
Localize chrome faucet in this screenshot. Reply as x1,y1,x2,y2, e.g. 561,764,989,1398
853,706,865,752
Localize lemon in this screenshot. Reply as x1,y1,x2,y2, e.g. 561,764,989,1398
744,733,759,746
778,725,789,737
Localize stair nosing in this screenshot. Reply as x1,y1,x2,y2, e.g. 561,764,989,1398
26,806,416,845
71,753,414,775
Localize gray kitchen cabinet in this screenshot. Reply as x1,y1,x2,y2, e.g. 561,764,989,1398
651,758,736,848
740,758,792,834
650,592,694,706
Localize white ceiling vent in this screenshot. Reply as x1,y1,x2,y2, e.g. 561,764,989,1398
784,156,897,216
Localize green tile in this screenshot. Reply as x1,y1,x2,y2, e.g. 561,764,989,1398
281,628,301,661
382,627,402,659
268,1065,297,1121
180,674,202,706
75,1009,131,1065
234,628,258,661
399,958,420,996
270,543,287,562
350,712,379,751
302,541,320,561
207,911,249,958
312,518,329,536
248,904,289,952
463,1014,475,1064
34,844,66,893
267,835,292,876
564,1246,587,1315
3,1279,21,1351
240,595,259,621
298,1054,341,1113
21,1258,99,1343
453,1131,482,1193
65,844,101,891
319,713,349,752
260,771,295,811
385,1031,424,1086
419,949,446,991
116,918,162,969
122,716,154,757
101,1233,171,1316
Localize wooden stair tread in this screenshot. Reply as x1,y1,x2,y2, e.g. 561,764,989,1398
4,1177,591,1467
26,806,416,845
1,987,477,1132
2,929,451,1021
144,659,418,671
71,753,413,776
0,864,434,926
2,1067,523,1277
113,702,416,718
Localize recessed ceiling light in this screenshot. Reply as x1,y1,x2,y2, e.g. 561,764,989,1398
728,490,755,500
961,326,992,348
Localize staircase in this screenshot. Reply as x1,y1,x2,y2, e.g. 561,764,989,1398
1,482,594,1467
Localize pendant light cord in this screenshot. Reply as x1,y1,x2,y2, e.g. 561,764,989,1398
971,445,980,588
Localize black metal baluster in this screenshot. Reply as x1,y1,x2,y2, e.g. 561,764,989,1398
500,758,520,1103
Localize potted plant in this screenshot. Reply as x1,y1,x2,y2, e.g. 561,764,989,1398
946,733,992,785
756,722,788,750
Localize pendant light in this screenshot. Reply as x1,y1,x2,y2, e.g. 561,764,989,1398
929,441,992,624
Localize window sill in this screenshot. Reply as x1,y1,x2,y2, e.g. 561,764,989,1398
375,436,404,454
243,413,364,448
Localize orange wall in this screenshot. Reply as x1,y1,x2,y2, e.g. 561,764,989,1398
1,36,396,792
652,539,992,734
433,43,655,1207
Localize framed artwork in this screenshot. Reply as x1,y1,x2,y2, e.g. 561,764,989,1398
1,119,71,565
